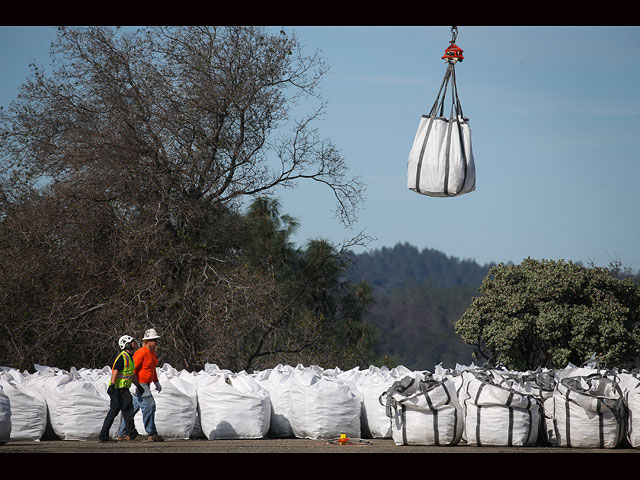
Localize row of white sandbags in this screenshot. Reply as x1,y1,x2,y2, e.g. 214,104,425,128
0,363,416,442
0,364,198,442
385,364,640,449
193,363,418,440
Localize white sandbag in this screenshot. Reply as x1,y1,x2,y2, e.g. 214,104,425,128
407,63,475,198
407,115,475,197
175,370,206,439
490,368,555,446
352,366,397,438
196,372,270,440
0,370,47,441
0,385,10,445
618,373,640,448
461,371,539,447
289,368,361,440
384,373,462,446
253,365,295,438
41,367,116,441
550,374,625,448
132,364,197,440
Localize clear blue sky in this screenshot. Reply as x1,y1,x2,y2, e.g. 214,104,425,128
2,26,640,271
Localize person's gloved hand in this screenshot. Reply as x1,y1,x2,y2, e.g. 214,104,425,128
154,381,162,393
136,385,144,397
107,384,115,395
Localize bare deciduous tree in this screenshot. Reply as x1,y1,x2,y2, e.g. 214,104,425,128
0,26,371,371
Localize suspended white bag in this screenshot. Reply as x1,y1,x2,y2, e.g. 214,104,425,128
131,364,197,440
550,374,625,448
289,369,361,440
384,373,463,446
408,62,475,197
0,371,47,441
461,371,540,447
0,385,10,445
196,372,270,439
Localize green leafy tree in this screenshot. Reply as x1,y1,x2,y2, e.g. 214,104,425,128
454,258,640,371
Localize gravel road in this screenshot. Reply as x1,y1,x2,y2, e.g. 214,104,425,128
2,438,639,454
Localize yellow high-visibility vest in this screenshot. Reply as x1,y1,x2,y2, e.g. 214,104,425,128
112,350,135,389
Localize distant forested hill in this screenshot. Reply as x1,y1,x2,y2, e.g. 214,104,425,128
346,243,493,371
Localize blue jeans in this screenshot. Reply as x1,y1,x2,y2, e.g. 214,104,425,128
118,383,158,437
100,388,138,441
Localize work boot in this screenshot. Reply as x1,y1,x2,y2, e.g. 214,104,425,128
99,437,117,443
118,434,147,441
148,434,164,442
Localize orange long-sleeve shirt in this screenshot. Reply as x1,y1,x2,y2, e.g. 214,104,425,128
133,345,159,384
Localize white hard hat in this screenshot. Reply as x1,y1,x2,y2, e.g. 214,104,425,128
118,335,137,350
143,328,160,340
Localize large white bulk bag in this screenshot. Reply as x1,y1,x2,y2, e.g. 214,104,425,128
0,385,10,445
354,366,398,438
253,365,295,438
289,369,361,440
384,373,462,446
550,374,625,448
42,368,116,441
132,364,197,440
196,372,270,439
407,63,475,198
0,371,47,441
493,368,555,446
618,373,640,448
461,371,539,447
176,370,206,439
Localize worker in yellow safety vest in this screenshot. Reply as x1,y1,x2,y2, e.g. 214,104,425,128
99,335,146,442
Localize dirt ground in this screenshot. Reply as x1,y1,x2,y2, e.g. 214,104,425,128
2,438,639,454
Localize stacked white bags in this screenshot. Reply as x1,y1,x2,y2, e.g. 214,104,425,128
383,372,463,446
196,369,270,440
0,368,47,441
460,370,540,447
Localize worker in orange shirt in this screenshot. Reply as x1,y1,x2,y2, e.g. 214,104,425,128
118,328,164,442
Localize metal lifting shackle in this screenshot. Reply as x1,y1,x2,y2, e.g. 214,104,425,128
442,26,464,64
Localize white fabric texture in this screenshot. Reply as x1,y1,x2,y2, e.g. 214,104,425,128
0,385,11,444
196,372,270,440
618,373,640,448
461,371,539,447
253,365,295,438
550,375,625,448
131,364,197,439
0,370,47,441
288,368,361,440
385,373,463,446
41,368,115,441
407,115,475,197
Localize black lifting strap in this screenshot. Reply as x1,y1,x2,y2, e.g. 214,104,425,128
429,62,464,120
